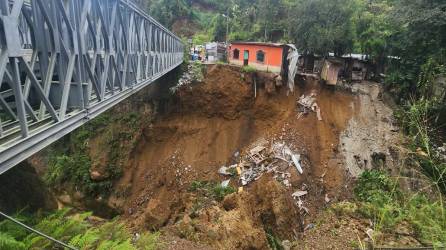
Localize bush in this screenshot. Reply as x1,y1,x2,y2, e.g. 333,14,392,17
241,65,256,73
397,98,446,192
354,170,400,203
0,209,162,250
0,232,26,250
354,170,446,246
44,153,114,197
189,180,236,201
190,61,204,82
44,109,144,197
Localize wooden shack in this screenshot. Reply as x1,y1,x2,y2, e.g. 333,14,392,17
320,59,344,85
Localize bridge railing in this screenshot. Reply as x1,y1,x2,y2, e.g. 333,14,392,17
0,0,183,172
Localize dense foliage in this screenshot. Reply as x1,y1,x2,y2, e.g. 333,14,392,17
0,209,161,250
143,0,446,103
45,110,144,197
349,170,446,247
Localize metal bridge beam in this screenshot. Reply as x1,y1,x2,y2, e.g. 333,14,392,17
0,0,183,173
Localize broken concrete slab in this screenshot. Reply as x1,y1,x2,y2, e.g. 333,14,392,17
297,93,322,121
292,190,308,198
291,153,303,174
221,179,230,187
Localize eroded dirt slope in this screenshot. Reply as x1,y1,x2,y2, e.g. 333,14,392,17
107,65,387,249
22,64,402,249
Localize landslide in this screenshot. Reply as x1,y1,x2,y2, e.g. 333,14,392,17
109,64,359,249
19,63,404,249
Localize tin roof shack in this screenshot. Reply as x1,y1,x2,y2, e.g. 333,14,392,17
320,55,374,85
343,54,371,82
321,59,344,85
228,42,291,74
205,42,226,62
297,54,324,74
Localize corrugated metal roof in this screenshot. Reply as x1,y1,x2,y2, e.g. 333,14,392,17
230,41,286,48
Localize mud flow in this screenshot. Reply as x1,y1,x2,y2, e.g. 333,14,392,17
107,64,396,249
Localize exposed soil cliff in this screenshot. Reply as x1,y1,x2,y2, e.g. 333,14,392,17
9,64,406,249
106,65,377,248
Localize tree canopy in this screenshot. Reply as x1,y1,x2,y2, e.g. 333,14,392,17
141,0,446,100
289,0,356,56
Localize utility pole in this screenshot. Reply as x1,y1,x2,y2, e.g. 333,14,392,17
222,10,229,45
226,10,229,45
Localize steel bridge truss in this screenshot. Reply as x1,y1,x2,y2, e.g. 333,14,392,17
0,0,183,173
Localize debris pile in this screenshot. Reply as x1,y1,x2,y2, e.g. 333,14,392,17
177,70,194,87
297,93,322,121
217,140,325,232
218,140,303,188
170,62,204,93
292,185,310,216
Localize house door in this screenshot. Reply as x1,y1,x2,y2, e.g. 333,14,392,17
243,50,249,66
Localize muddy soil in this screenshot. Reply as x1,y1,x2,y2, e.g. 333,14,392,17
104,64,402,249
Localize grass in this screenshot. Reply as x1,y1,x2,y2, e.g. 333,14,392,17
396,85,446,193
189,180,236,201
265,230,284,250
190,61,205,82
0,208,161,250
241,65,256,73
350,170,446,247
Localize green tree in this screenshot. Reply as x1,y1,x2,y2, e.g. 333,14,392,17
289,0,356,56
210,14,227,41
355,0,393,63
385,0,446,100
148,0,192,28
257,0,285,42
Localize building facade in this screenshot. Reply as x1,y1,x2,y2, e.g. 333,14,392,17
228,42,288,74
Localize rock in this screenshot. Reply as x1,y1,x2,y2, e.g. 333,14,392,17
144,198,172,230
90,170,108,181
73,191,85,200
265,80,276,94
282,240,291,250
222,193,239,211
58,194,72,204
292,190,308,198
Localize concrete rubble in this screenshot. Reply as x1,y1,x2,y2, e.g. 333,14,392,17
218,164,237,176
217,139,304,188
170,63,203,93
297,93,322,121
292,185,310,215
221,179,230,187
217,139,316,234
238,141,303,186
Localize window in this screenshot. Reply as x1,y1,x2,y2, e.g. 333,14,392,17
233,49,240,59
256,50,265,63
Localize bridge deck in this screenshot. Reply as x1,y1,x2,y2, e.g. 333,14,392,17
0,0,183,173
